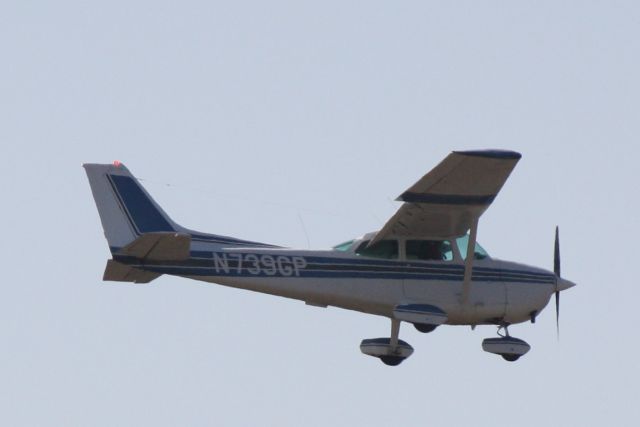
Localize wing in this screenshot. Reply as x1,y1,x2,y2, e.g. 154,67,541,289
372,150,521,243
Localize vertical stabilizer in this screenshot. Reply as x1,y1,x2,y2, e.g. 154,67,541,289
83,162,179,251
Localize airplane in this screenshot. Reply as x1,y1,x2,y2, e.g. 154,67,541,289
84,150,576,366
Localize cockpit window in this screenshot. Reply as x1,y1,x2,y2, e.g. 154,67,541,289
332,240,355,252
406,240,453,261
355,240,399,259
456,234,489,260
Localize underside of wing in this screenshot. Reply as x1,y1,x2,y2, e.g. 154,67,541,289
373,150,521,242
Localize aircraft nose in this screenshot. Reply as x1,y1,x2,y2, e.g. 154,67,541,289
556,277,576,291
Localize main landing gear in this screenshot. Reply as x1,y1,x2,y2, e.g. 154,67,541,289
481,325,531,362
360,320,531,365
360,319,414,366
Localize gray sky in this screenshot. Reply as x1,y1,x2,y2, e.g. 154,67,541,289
2,1,639,425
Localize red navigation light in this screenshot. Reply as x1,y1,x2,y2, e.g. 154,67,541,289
113,160,122,168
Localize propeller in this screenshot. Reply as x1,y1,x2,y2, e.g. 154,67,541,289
553,226,561,339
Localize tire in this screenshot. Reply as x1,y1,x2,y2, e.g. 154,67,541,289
380,356,405,366
414,323,438,333
501,354,520,362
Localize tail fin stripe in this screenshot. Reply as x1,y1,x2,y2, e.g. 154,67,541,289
107,174,175,234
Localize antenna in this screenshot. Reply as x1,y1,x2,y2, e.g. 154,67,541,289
297,211,311,249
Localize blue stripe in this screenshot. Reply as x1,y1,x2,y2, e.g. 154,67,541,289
107,175,277,248
112,248,555,283
126,262,553,284
189,233,278,248
453,149,522,160
259,254,552,279
108,174,174,233
398,192,496,205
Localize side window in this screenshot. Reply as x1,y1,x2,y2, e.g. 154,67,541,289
406,240,453,261
355,240,399,259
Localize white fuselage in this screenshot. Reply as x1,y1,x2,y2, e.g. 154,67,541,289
127,243,557,326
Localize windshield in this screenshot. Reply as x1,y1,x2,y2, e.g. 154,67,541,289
456,235,490,260
332,240,355,251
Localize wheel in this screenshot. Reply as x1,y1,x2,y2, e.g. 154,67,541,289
380,356,405,366
501,354,520,362
414,323,438,333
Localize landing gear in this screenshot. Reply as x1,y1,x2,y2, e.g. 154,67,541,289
360,319,414,366
501,354,521,362
380,355,406,366
414,323,438,333
481,325,531,362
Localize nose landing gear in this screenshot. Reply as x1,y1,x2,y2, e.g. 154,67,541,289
482,325,531,362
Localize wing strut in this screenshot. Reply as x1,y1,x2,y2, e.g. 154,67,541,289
461,218,479,305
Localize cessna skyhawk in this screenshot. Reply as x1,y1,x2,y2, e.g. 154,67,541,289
84,150,575,365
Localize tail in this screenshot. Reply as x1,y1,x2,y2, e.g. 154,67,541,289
84,162,194,283
83,162,182,251
83,162,278,282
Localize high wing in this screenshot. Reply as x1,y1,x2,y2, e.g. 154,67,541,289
372,150,521,243
372,149,521,304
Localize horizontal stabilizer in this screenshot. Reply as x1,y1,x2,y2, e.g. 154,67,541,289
103,260,161,283
119,232,191,261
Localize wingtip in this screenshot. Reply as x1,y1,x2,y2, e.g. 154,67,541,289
453,149,522,160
